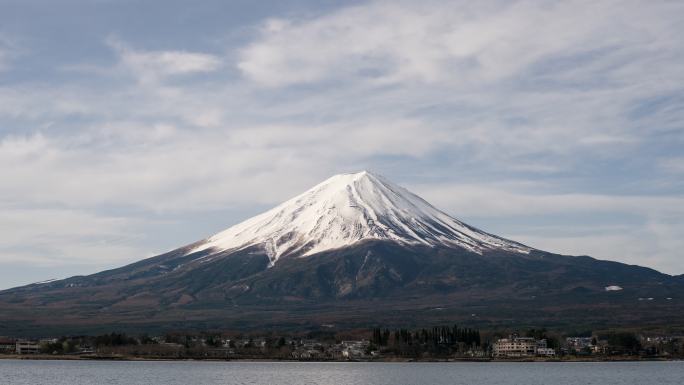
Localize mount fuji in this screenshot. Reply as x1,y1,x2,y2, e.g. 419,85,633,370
191,171,530,265
1,171,683,335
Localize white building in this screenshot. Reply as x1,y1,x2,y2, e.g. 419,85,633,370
566,337,593,351
493,335,556,357
341,340,370,359
536,347,556,356
16,340,41,354
493,336,537,357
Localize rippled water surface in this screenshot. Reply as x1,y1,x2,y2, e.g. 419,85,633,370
1,360,683,385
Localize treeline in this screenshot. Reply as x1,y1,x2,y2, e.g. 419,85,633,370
599,332,641,354
19,327,683,360
523,328,560,350
41,333,148,355
94,332,139,347
371,325,481,357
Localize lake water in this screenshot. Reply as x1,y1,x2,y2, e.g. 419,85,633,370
1,360,683,385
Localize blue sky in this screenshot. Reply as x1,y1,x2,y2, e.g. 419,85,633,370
0,0,683,289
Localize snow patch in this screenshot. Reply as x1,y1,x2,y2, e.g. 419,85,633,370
189,171,531,264
604,285,623,291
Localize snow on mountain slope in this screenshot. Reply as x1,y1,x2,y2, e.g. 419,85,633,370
190,171,531,265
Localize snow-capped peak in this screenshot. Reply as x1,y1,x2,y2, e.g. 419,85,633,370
190,171,530,265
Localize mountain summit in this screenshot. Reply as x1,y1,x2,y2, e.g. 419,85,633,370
1,171,683,335
191,171,530,265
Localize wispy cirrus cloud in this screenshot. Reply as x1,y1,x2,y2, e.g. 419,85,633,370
106,37,222,83
237,0,684,168
238,1,684,88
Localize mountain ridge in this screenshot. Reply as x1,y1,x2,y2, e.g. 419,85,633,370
1,171,683,335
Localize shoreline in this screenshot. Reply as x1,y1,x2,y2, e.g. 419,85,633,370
1,355,680,363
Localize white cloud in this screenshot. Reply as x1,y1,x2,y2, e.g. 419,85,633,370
0,117,448,214
410,181,684,274
510,218,684,276
235,0,684,169
410,182,684,218
107,37,222,83
0,206,145,266
238,1,684,88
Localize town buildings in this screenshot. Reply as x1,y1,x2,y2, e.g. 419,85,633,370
0,338,15,353
493,335,536,357
566,337,594,352
341,340,370,359
493,335,556,357
15,340,41,354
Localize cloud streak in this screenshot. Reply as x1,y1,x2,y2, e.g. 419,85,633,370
239,1,684,88
107,37,222,83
